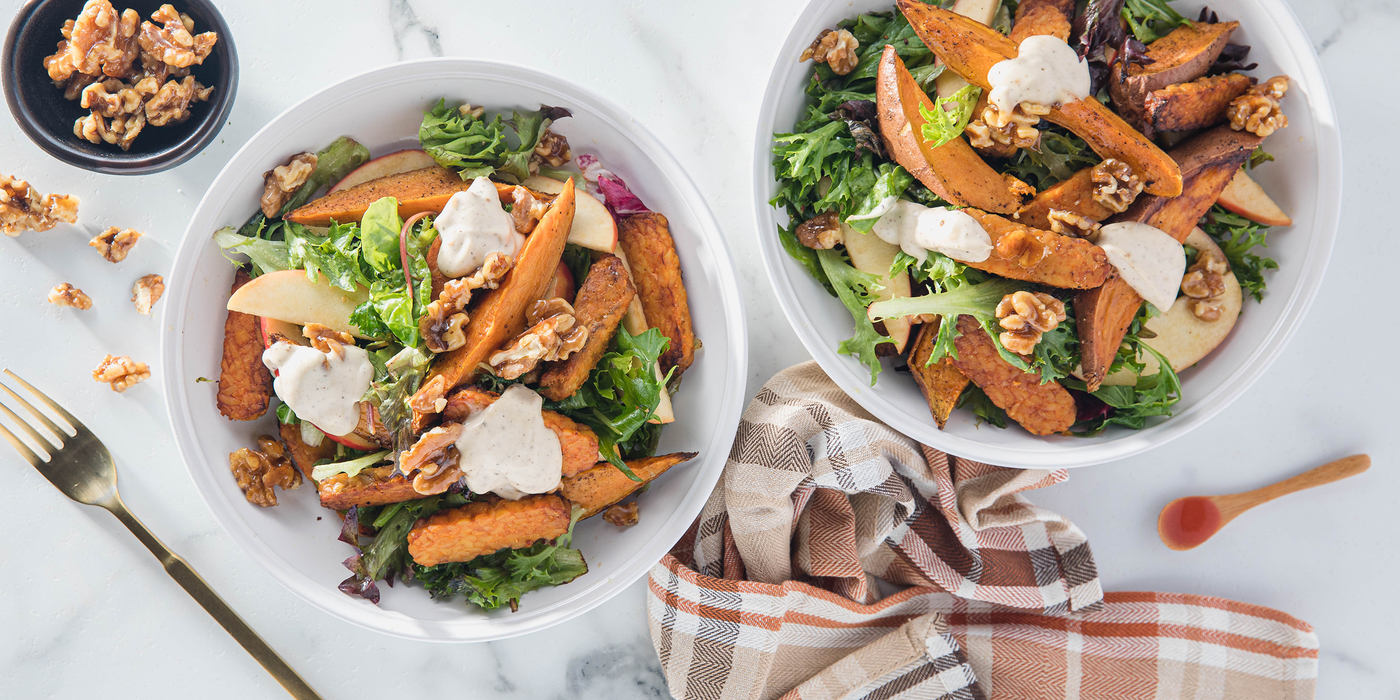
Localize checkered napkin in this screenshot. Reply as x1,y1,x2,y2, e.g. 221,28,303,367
646,362,1318,700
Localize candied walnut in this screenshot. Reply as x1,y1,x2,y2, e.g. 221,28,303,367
398,423,464,495
465,251,514,290
532,128,572,170
145,75,212,127
90,226,142,262
967,102,1047,151
1228,76,1289,138
995,291,1066,355
1090,159,1144,214
993,229,1048,269
138,4,218,69
303,323,354,358
1180,249,1230,322
1,175,79,236
420,301,470,353
457,103,485,119
91,354,150,392
1189,298,1223,322
511,187,551,234
1046,209,1101,239
49,283,93,310
80,78,146,117
260,152,317,218
43,1,141,82
800,28,860,76
409,374,450,414
229,436,302,508
602,501,639,527
795,211,843,250
488,299,588,380
74,110,146,150
131,273,164,315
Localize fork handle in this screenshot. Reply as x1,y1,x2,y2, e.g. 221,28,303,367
105,497,324,700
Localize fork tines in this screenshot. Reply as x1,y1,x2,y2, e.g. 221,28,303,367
0,369,78,466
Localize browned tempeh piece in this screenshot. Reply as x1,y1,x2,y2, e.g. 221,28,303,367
1110,21,1239,130
561,452,698,518
407,494,572,567
962,209,1112,289
1142,73,1256,138
616,212,695,375
216,268,273,420
906,320,970,429
948,315,1075,435
539,255,636,401
317,465,426,510
278,422,337,480
440,386,600,478
1009,0,1074,43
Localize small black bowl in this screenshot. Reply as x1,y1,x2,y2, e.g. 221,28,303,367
3,0,238,175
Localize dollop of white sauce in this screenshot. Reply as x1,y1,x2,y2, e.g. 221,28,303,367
434,177,524,278
1096,222,1186,313
453,384,562,500
262,341,374,436
987,35,1092,113
871,199,993,263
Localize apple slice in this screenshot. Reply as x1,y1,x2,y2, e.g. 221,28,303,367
1216,168,1292,227
523,175,618,252
932,0,1000,99
228,270,370,338
842,222,913,354
259,317,306,349
329,149,438,194
320,428,380,451
549,261,576,303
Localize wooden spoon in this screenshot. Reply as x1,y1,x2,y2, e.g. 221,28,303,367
1158,454,1371,551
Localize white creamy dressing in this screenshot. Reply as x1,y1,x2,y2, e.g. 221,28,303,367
453,384,562,500
262,341,374,436
987,35,1092,113
871,199,993,263
434,177,524,278
1095,222,1186,313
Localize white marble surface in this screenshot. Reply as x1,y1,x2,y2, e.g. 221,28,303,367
0,0,1395,697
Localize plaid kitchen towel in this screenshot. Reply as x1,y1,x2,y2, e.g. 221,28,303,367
647,362,1318,700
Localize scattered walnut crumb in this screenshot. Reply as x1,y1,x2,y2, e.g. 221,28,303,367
800,28,859,76
302,322,354,358
1046,209,1101,239
995,291,1066,355
49,283,93,310
131,273,164,314
92,354,150,392
1090,159,1144,214
260,152,317,217
229,436,302,507
488,298,588,380
532,128,572,170
90,226,141,262
1228,76,1289,138
602,501,639,527
1,175,79,236
795,211,843,250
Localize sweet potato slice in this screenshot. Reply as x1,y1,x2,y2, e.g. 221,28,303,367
317,465,425,511
413,179,576,422
560,452,698,518
407,494,572,567
1013,166,1117,230
278,422,337,480
616,212,695,375
1110,21,1239,130
962,209,1112,289
439,386,600,478
1009,0,1074,44
1142,73,1255,138
216,269,274,421
1075,126,1260,389
539,254,636,401
896,0,1183,197
285,166,540,226
876,46,1032,213
948,315,1075,435
907,320,970,429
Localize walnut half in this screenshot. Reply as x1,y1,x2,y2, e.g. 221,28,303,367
800,29,859,76
995,291,1066,355
398,423,464,495
90,226,141,262
1228,76,1289,138
1181,249,1230,322
229,436,301,507
1,175,79,236
795,211,843,250
966,102,1047,152
131,274,164,315
49,283,93,310
92,354,150,392
488,299,588,380
260,152,317,218
1090,159,1144,214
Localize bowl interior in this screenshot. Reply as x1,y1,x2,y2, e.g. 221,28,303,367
161,59,745,641
4,0,236,173
753,0,1341,469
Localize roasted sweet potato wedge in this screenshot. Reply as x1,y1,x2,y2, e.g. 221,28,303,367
1013,166,1118,230
616,212,695,375
1142,73,1255,138
407,494,572,567
285,166,541,226
907,320,970,429
539,254,636,401
896,0,1183,197
962,209,1112,289
1008,0,1074,44
216,269,274,421
439,386,600,478
560,452,698,518
876,46,1033,213
1110,21,1239,130
413,179,576,423
948,315,1075,435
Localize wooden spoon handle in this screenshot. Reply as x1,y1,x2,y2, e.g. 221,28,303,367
1224,454,1370,514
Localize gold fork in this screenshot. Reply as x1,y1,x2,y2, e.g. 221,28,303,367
0,369,323,700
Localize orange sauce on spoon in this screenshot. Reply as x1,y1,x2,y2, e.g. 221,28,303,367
1158,496,1222,550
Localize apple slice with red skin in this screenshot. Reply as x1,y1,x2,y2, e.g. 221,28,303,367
549,261,576,303
1216,168,1292,227
329,149,438,194
522,175,618,252
321,428,379,451
228,270,369,338
257,317,380,449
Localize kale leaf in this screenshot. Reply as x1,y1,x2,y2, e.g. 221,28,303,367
817,248,893,385
1200,204,1277,302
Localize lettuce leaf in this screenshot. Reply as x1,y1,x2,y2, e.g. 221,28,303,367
359,197,403,275
1200,205,1276,302
212,226,290,276
844,163,914,233
1121,0,1192,43
419,100,572,182
281,136,371,215
817,248,892,385
917,84,982,149
339,492,469,602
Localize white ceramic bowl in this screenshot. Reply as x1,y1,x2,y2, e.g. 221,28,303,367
161,59,746,641
753,0,1341,469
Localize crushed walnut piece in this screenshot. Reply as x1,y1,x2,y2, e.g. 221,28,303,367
229,436,302,507
795,211,843,250
465,251,513,290
302,323,354,358
260,152,317,218
1228,76,1289,138
602,501,640,527
995,291,1066,355
408,374,450,415
91,354,150,392
511,186,551,234
1181,249,1230,322
131,273,164,314
1,175,79,236
90,226,141,262
49,283,93,310
1090,159,1144,214
398,423,464,495
799,28,859,75
419,253,517,352
532,128,572,170
488,299,588,380
1046,209,1102,239
457,103,485,119
967,102,1047,152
